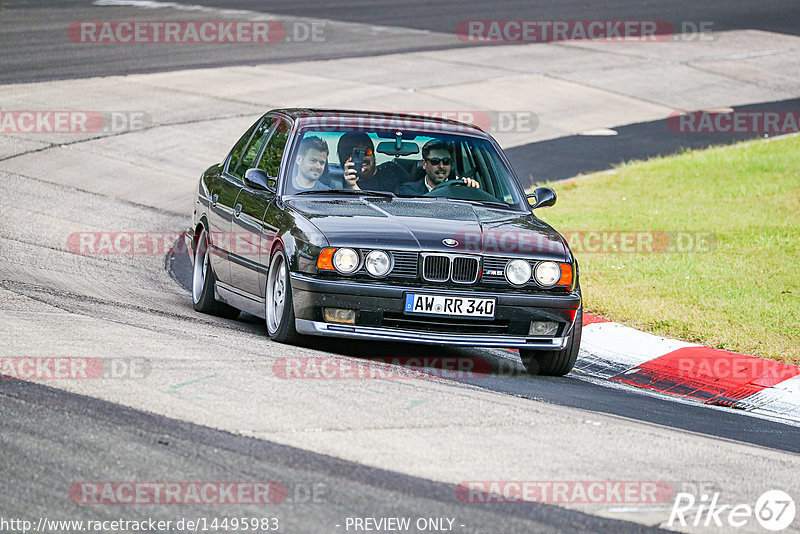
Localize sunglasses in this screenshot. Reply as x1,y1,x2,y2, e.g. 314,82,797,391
425,157,452,166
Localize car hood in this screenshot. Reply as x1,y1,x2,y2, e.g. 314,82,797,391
286,198,569,261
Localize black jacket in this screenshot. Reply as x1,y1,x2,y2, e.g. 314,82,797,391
396,178,429,196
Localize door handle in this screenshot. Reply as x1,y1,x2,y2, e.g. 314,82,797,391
211,194,218,207
234,203,242,217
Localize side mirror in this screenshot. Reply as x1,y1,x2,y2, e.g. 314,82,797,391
244,168,276,193
527,187,557,209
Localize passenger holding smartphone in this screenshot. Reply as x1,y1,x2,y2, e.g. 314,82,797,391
336,132,407,192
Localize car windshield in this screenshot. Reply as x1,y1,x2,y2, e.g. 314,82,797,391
282,128,527,209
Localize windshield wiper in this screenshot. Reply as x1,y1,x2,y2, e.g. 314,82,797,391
445,198,512,209
295,189,396,198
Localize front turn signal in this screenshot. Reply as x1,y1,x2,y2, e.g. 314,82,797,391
317,248,336,271
556,263,573,287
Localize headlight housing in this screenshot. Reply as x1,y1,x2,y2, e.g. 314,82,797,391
535,261,561,287
332,248,359,274
505,259,532,286
365,250,391,277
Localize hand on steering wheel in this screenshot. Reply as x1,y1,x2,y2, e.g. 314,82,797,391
430,179,468,192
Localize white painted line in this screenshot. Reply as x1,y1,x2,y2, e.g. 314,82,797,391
579,128,618,136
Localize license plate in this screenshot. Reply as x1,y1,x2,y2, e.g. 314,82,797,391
404,293,496,318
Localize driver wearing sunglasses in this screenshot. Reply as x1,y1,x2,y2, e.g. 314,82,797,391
397,139,480,196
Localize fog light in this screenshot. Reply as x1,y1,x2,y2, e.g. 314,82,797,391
529,321,559,336
324,308,356,324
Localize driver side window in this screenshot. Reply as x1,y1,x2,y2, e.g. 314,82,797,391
225,120,260,176
257,119,290,177
232,117,276,180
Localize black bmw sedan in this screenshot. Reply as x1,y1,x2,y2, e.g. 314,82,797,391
186,109,582,375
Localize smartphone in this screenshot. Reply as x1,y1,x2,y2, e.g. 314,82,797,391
350,147,366,179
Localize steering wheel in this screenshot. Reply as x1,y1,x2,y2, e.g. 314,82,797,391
426,179,468,195
424,177,503,203
462,167,479,179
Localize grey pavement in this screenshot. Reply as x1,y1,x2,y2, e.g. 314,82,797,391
2,5,800,533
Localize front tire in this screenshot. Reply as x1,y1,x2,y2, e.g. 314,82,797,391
265,248,299,344
192,228,240,319
520,307,582,376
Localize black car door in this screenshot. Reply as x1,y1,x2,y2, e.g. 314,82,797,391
229,118,291,298
206,117,265,285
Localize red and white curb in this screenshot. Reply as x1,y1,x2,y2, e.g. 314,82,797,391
574,314,800,424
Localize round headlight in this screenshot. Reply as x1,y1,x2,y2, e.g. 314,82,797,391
535,261,561,287
505,259,532,286
332,248,359,274
365,250,391,277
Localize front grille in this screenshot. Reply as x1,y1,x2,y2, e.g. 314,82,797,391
389,251,418,278
482,257,509,282
452,256,479,283
421,254,480,284
423,255,450,282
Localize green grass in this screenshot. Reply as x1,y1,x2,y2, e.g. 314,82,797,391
535,135,800,363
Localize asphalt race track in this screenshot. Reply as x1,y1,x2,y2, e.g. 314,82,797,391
1,1,799,533
3,0,800,83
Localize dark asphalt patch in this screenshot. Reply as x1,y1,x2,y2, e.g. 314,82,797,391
507,98,800,187
0,377,665,533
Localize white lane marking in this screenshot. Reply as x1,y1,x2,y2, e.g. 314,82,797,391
579,128,618,136
95,0,216,11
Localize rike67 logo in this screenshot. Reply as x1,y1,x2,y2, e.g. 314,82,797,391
668,489,796,531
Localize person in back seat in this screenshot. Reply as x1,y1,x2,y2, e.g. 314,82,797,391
338,132,408,192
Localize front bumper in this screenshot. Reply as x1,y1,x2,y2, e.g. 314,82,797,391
290,273,581,349
295,320,568,349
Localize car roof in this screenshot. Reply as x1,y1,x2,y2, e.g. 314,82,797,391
273,108,489,136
